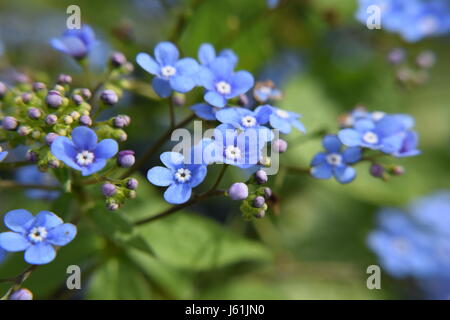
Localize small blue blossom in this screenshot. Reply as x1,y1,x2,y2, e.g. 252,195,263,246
258,105,305,134
0,209,77,265
198,43,238,68
136,41,200,98
198,57,254,108
215,106,274,142
310,135,362,184
253,80,282,103
16,166,60,200
51,126,118,176
147,152,207,204
50,25,97,59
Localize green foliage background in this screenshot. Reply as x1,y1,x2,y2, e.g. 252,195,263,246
0,0,449,299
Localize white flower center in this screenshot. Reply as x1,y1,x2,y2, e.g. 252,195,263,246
216,81,231,95
241,116,257,128
326,153,343,166
362,131,379,144
371,111,385,121
161,65,177,78
174,168,191,183
28,226,48,243
276,109,289,119
225,145,242,160
76,150,95,166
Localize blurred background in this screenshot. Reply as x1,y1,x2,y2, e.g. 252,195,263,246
0,0,449,299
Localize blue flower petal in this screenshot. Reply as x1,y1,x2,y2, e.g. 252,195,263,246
164,183,192,204
354,119,375,132
152,77,172,98
50,36,87,58
291,119,306,133
188,165,207,188
72,126,98,151
322,135,342,153
270,114,291,134
311,163,333,179
333,166,357,184
210,57,234,80
254,105,272,125
0,232,30,252
160,152,184,169
229,71,254,97
136,52,159,75
198,43,216,66
219,49,238,67
33,211,63,229
24,243,56,265
147,166,174,187
343,147,362,164
154,41,179,66
4,209,34,233
205,91,227,108
94,139,118,159
381,134,405,154
51,136,83,171
0,151,7,162
81,159,107,176
175,58,199,76
215,108,244,127
47,223,77,246
338,129,362,147
170,76,196,93
196,67,215,89
376,116,405,137
311,152,327,166
190,104,217,120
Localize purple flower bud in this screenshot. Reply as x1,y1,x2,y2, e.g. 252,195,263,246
0,81,7,97
272,139,288,153
252,196,265,208
48,159,60,169
46,90,63,108
45,132,59,145
110,52,127,67
21,93,32,104
100,89,118,105
107,202,119,211
18,126,32,136
254,170,268,184
72,94,84,105
255,210,266,219
14,73,30,84
45,114,58,125
2,116,18,130
79,115,92,126
416,51,436,69
26,150,38,162
391,165,405,176
370,163,385,178
9,288,33,300
57,74,72,85
263,187,272,199
113,115,130,128
28,107,42,119
228,182,249,200
387,48,405,65
81,88,92,100
32,82,46,92
172,93,186,106
125,178,139,190
118,132,128,142
117,150,135,168
102,183,117,197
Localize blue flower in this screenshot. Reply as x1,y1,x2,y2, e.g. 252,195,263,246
215,106,273,142
50,25,97,59
147,152,207,204
136,42,200,98
205,124,266,169
310,135,361,184
190,103,219,121
16,166,60,200
198,57,254,108
198,43,238,68
253,80,282,103
338,115,410,154
51,126,118,176
258,105,305,134
0,209,76,265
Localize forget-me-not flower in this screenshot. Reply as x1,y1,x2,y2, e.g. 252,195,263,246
0,209,76,265
198,57,254,108
136,41,200,98
190,103,220,121
50,25,97,59
51,126,118,176
198,43,238,68
147,152,207,204
258,105,305,134
310,135,362,184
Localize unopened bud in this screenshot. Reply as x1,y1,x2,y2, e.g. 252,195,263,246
252,196,265,208
228,183,249,201
101,89,118,105
272,139,288,153
125,178,138,190
45,114,58,125
2,116,18,130
79,115,92,126
102,183,117,197
28,107,42,119
46,90,63,108
117,150,135,168
370,163,385,178
9,288,33,300
255,170,268,184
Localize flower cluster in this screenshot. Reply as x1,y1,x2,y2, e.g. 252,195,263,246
368,191,450,299
143,42,305,217
356,0,450,42
310,106,420,183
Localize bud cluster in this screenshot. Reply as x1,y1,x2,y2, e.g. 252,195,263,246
102,178,139,211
